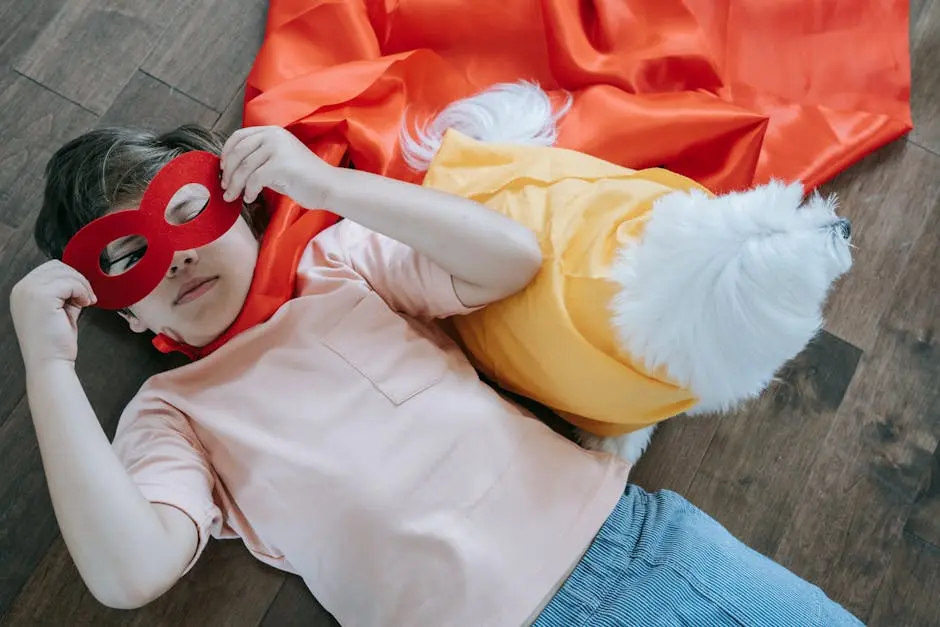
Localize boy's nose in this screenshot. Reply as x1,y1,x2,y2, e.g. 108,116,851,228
167,249,198,277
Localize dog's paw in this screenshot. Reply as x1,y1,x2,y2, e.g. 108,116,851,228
576,424,657,465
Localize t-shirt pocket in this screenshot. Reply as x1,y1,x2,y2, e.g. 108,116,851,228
323,291,449,405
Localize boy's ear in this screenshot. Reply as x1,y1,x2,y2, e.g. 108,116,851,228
118,309,148,333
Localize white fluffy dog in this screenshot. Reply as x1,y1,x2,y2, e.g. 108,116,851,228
401,82,853,464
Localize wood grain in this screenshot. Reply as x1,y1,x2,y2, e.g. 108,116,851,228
259,576,339,627
868,536,940,627
141,0,269,111
905,441,940,550
0,0,69,68
0,399,59,617
772,197,940,622
0,224,11,256
99,71,219,130
0,72,97,231
628,415,720,494
213,85,248,137
14,0,182,114
0,73,96,424
683,332,861,557
910,0,940,153
819,140,940,349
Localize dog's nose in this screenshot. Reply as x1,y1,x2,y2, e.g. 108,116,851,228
836,218,851,240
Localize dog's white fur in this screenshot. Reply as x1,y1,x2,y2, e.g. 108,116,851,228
402,81,853,466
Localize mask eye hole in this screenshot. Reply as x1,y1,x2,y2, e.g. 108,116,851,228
165,183,210,226
101,235,149,276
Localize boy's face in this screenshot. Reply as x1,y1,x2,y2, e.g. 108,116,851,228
104,184,259,347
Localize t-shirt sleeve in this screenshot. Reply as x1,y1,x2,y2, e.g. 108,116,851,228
329,219,483,319
112,395,223,576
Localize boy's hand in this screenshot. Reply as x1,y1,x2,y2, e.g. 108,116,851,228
10,260,97,368
220,126,335,209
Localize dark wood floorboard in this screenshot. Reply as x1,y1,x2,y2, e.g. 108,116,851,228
771,196,940,623
686,333,861,558
98,71,219,130
869,536,940,627
215,85,250,137
0,0,69,69
13,0,183,115
259,576,339,627
0,69,97,423
0,72,97,232
817,140,940,350
140,0,269,112
1,1,937,626
628,413,721,495
910,0,940,154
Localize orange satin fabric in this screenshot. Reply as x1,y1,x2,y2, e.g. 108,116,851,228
244,0,912,194
155,0,912,358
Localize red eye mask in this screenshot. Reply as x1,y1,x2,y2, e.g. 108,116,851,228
62,151,242,310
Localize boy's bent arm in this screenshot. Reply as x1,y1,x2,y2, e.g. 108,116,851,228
219,127,544,309
27,361,197,609
324,166,543,308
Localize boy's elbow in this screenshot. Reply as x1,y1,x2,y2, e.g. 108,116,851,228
93,588,153,611
89,570,177,610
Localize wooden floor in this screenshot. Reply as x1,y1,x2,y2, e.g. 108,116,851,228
0,1,937,625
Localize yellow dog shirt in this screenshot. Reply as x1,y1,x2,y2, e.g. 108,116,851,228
425,130,707,437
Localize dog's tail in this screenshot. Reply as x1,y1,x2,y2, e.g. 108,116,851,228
400,81,571,172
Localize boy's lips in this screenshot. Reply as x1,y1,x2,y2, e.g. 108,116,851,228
175,276,219,305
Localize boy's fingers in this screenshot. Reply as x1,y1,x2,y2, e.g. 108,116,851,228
243,163,274,204
223,149,271,202
59,263,97,304
69,288,95,309
49,277,95,309
221,126,266,154
221,131,266,188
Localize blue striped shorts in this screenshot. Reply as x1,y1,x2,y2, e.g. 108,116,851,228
535,486,863,626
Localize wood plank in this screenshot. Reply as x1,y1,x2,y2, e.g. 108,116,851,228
818,140,940,350
0,0,69,68
905,442,940,550
13,0,182,114
910,0,940,154
868,536,940,627
0,73,96,423
0,233,44,423
628,414,720,494
0,398,58,617
681,332,861,557
213,85,247,137
772,196,940,622
0,224,12,258
141,0,268,111
0,72,97,231
259,576,339,627
99,71,219,130
1,535,285,626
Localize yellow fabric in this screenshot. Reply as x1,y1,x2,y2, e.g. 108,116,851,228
425,130,708,437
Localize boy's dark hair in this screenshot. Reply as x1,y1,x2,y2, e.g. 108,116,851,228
35,124,267,260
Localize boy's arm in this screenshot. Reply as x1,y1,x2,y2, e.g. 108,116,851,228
220,126,544,309
27,364,197,609
324,166,542,308
12,261,197,609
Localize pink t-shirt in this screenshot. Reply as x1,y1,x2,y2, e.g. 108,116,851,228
113,220,630,627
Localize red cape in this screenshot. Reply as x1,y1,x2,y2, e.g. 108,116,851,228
154,0,912,358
